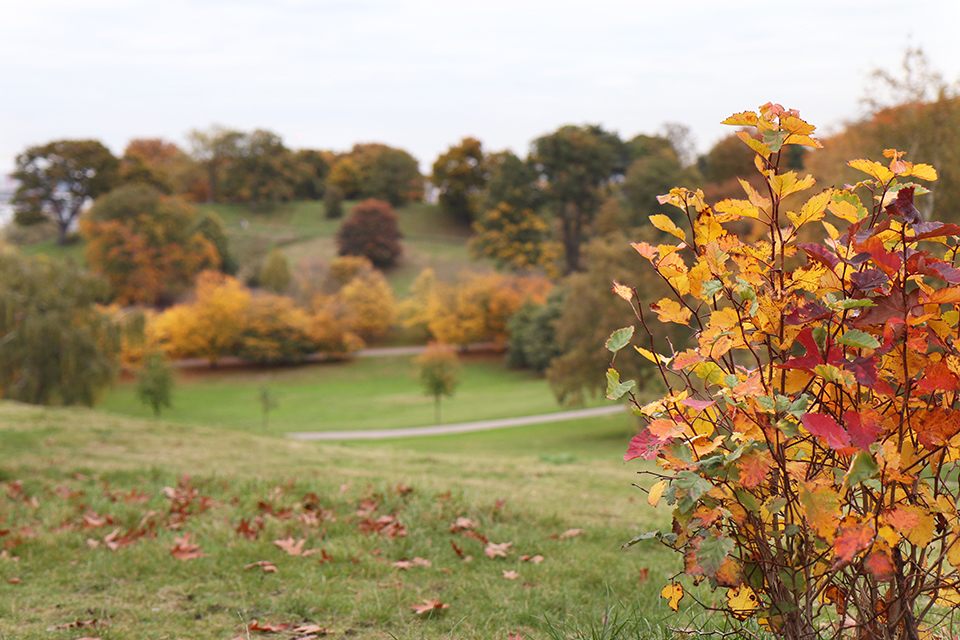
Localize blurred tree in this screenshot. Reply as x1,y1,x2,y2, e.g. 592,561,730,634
621,136,702,226
469,202,561,276
223,129,299,207
0,248,123,405
81,185,221,305
414,343,461,424
328,144,423,206
327,157,362,199
238,294,315,363
12,139,119,245
482,151,540,212
187,125,244,203
259,248,292,293
337,269,397,340
119,138,206,199
432,137,487,223
505,289,564,373
292,149,331,200
530,125,626,272
335,198,403,268
323,183,345,219
136,352,174,417
195,210,237,274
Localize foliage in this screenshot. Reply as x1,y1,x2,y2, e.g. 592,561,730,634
0,248,123,405
328,255,374,288
405,270,552,346
292,149,331,200
119,138,206,199
329,143,423,206
336,198,404,269
505,290,564,374
614,103,960,640
432,137,487,223
136,352,174,417
195,210,237,274
414,343,461,423
622,140,702,227
337,269,397,340
531,125,627,273
12,139,119,245
483,151,540,213
259,248,292,294
323,183,345,219
469,202,562,276
81,184,221,305
237,294,316,363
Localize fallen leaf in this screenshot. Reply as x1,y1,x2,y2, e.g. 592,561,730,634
244,561,279,573
378,581,403,588
54,619,103,629
485,541,513,559
507,634,526,640
248,619,292,632
557,528,584,540
170,534,203,561
638,567,649,582
520,554,544,564
316,549,334,565
274,537,307,556
7,578,19,584
411,598,450,616
293,624,327,634
448,517,478,533
392,560,412,570
502,570,519,580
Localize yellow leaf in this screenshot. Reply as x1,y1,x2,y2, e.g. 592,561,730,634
798,480,841,539
726,584,761,620
647,480,667,507
714,198,762,221
787,190,831,229
948,527,960,571
661,583,684,611
739,178,772,210
651,298,692,325
907,163,937,181
848,159,894,183
694,212,725,247
634,345,669,366
770,171,816,199
722,111,758,127
736,130,771,159
649,214,686,242
709,307,740,332
611,280,633,302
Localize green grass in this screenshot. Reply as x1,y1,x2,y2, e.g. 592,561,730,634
18,237,87,265
98,354,606,437
0,401,683,639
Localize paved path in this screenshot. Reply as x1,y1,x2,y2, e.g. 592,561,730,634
286,405,626,441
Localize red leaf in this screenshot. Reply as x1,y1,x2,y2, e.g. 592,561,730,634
832,518,875,565
864,547,896,582
917,361,960,393
624,429,669,461
843,409,884,451
801,413,851,450
858,235,902,276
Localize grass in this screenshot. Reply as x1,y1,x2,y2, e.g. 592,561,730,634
97,353,607,437
0,400,684,639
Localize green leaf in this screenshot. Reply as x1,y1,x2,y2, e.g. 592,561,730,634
694,362,724,385
702,280,724,299
697,534,734,576
621,531,661,548
776,419,801,438
605,368,635,400
734,489,761,513
605,326,635,353
756,395,776,414
836,329,880,349
843,451,879,488
786,395,810,418
838,298,876,310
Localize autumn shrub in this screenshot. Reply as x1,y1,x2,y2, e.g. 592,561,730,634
328,255,374,288
236,294,316,363
613,103,955,640
259,248,292,294
337,270,397,340
335,198,403,269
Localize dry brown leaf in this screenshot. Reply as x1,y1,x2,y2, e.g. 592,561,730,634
170,534,203,560
248,619,292,632
484,541,513,559
520,554,544,564
502,570,520,580
244,561,279,573
411,598,450,616
273,536,306,556
557,528,584,540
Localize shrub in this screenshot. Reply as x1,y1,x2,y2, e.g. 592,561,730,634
613,103,954,640
259,248,292,293
328,255,374,287
237,293,314,363
335,198,403,268
324,183,344,219
505,291,564,373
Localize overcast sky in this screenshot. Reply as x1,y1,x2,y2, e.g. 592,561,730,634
2,0,960,177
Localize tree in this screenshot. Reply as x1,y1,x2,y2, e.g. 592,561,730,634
414,343,461,424
505,291,564,373
195,211,237,274
483,151,539,213
136,352,174,417
328,144,423,206
119,138,206,199
621,139,702,227
335,199,403,268
259,248,292,293
531,125,626,272
220,129,299,206
237,294,316,363
432,137,487,223
0,248,123,405
12,139,119,245
81,184,221,305
469,202,561,276
324,183,345,219
337,269,397,340
292,149,331,200
187,125,244,203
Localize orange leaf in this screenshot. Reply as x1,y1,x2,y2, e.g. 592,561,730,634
651,298,692,325
864,543,896,582
736,449,773,489
411,598,450,616
832,518,875,565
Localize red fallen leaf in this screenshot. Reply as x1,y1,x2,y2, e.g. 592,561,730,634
316,549,334,565
122,488,152,504
638,567,650,582
801,412,851,450
244,561,279,573
392,560,412,570
485,541,513,558
450,541,466,558
293,624,328,634
462,530,488,544
248,619,292,632
170,534,203,560
7,578,20,584
393,483,414,496
355,499,379,517
520,554,544,564
507,634,526,640
81,510,110,529
494,499,506,510
411,598,450,616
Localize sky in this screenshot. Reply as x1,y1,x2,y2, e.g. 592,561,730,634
2,0,960,177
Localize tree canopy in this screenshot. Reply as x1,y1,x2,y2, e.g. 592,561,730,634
432,137,487,223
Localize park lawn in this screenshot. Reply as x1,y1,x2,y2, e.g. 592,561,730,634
0,401,693,640
97,354,607,438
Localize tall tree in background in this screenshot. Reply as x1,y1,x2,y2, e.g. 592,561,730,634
0,248,124,406
621,133,702,227
531,125,626,272
187,125,244,203
119,138,206,199
328,144,423,206
223,129,299,206
12,139,119,245
335,199,403,268
81,185,220,305
292,149,331,200
432,137,487,223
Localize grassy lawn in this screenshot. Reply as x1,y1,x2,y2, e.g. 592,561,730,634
0,401,691,640
97,354,608,437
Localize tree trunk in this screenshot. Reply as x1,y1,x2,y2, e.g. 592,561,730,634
561,203,582,273
434,395,441,424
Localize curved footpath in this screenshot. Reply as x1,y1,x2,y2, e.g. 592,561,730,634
286,405,626,441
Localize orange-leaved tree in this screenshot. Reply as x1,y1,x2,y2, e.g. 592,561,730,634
612,103,960,640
